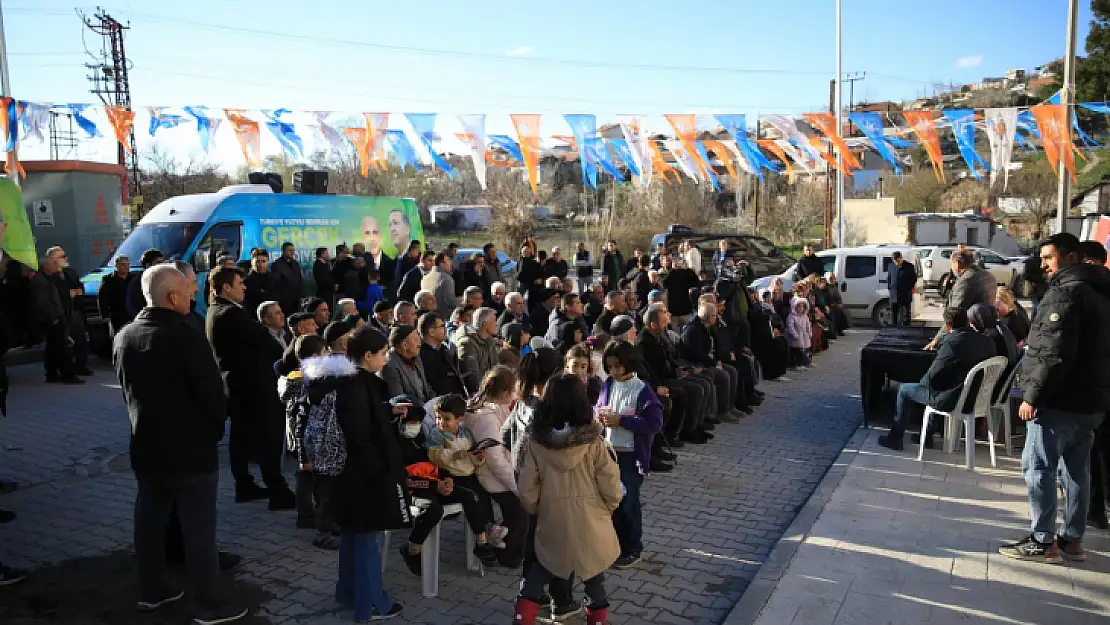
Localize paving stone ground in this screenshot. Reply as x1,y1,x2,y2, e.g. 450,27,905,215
750,425,1110,625
0,330,871,624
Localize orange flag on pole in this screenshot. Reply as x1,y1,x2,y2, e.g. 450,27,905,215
511,114,542,194
341,127,373,177
223,109,261,169
1030,103,1077,183
650,140,680,184
105,105,136,154
664,114,712,179
902,110,946,183
803,112,861,171
758,139,794,182
701,139,739,181
808,137,853,177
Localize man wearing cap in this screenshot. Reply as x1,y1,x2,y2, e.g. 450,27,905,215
322,318,356,354
381,325,435,406
528,288,560,340
886,251,917,326
370,301,393,334
610,315,638,343
288,312,317,338
99,255,135,337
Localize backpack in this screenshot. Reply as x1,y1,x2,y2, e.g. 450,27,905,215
303,390,347,476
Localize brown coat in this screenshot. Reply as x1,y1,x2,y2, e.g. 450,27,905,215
518,421,622,581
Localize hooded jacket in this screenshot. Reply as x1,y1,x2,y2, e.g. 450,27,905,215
786,297,812,350
596,376,664,474
457,325,500,386
1020,262,1110,413
302,354,412,533
518,421,622,580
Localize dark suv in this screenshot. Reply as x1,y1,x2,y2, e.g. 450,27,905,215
650,225,795,278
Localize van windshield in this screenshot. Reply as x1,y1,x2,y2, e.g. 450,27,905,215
112,222,204,264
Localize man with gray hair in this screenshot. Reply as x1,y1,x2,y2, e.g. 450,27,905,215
496,291,529,331
393,300,418,327
167,260,204,334
336,297,358,319
256,301,289,349
458,306,500,387
925,249,998,350
29,246,81,384
415,289,436,315
113,264,248,624
463,285,485,311
486,281,508,315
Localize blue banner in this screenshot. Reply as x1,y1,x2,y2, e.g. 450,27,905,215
261,108,304,159
942,109,989,181
487,134,524,163
715,113,778,183
563,114,599,189
4,99,17,151
1017,110,1041,138
148,107,184,137
66,103,101,138
848,112,902,176
583,137,622,181
694,141,721,190
404,113,458,179
608,138,641,178
385,129,421,171
183,105,218,153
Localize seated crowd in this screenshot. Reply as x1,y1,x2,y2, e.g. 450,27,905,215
106,236,849,624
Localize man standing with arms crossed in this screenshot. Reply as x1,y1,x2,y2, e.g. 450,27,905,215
999,233,1110,564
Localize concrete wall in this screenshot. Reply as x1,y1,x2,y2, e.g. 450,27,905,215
842,197,905,245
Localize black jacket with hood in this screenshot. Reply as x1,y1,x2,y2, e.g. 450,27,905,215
1020,263,1110,414
302,354,412,533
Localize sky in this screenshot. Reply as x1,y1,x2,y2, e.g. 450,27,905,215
1,0,1097,172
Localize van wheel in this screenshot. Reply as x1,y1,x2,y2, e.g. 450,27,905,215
872,300,891,326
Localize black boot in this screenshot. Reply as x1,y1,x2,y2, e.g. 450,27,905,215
877,424,905,451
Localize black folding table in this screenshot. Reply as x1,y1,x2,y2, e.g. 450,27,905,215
860,326,938,427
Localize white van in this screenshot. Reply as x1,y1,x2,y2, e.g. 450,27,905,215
751,244,924,325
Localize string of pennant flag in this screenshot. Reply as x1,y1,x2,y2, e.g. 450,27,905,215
0,95,1103,193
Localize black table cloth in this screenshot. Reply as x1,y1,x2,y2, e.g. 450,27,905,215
860,326,938,426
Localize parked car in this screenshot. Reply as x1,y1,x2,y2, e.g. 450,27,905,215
751,244,924,325
456,248,518,289
650,224,795,278
915,245,1023,296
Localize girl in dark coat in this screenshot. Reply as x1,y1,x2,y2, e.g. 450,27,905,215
306,325,411,621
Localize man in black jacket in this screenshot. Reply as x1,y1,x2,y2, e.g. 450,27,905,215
99,255,134,337
126,248,164,318
793,245,825,281
243,248,279,319
113,264,247,624
312,246,335,304
626,255,653,311
999,233,1110,563
30,246,81,384
680,299,745,423
398,250,434,304
663,259,700,330
271,242,304,317
418,312,469,397
206,266,294,509
886,251,917,326
496,292,529,333
878,307,996,452
638,304,712,444
62,263,92,375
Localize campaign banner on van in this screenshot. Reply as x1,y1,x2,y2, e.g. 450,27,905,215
0,177,37,269
243,195,424,268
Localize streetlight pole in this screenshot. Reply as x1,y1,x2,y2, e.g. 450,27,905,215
835,0,844,247
1056,0,1080,234
0,0,17,186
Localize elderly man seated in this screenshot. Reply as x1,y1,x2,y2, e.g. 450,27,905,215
925,250,998,350
879,307,997,451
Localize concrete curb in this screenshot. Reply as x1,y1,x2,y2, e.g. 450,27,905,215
721,424,870,625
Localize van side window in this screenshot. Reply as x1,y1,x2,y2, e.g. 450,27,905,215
193,223,242,273
845,256,877,279
821,256,837,275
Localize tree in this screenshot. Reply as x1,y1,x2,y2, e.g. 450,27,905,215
1079,0,1110,104
139,146,230,218
891,171,945,213
762,180,825,244
1005,161,1059,240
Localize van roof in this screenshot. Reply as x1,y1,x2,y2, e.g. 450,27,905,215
139,184,274,224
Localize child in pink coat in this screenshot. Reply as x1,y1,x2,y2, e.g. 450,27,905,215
785,297,812,369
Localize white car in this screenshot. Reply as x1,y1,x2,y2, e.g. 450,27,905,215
915,245,1024,294
750,245,924,325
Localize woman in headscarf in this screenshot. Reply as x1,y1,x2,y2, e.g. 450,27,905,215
968,303,1019,368
994,286,1030,346
748,288,787,380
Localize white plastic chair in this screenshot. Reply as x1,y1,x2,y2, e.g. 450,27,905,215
988,356,1023,457
917,356,1009,470
380,500,483,597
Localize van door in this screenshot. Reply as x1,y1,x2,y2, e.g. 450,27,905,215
190,222,243,316
841,254,880,316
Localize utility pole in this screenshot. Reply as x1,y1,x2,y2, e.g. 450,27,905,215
825,79,834,248
753,114,761,234
835,0,844,247
0,0,17,186
844,72,866,118
1056,0,1080,234
82,9,139,203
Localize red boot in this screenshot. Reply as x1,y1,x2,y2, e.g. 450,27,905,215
513,597,543,624
585,605,609,625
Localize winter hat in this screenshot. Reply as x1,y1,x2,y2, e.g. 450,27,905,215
610,315,635,337
648,289,664,302
389,324,417,349
323,319,355,347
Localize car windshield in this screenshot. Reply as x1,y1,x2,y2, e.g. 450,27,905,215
112,222,204,265
746,236,779,256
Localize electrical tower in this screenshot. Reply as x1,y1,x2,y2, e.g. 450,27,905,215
81,8,139,201
48,111,79,160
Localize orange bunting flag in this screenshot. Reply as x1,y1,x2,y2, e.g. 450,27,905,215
758,139,794,182
511,114,542,194
552,134,576,148
649,140,680,184
808,137,853,177
105,105,136,155
223,109,262,169
341,126,373,177
0,97,11,153
901,111,946,182
701,139,739,181
364,113,389,172
664,114,712,179
802,112,861,171
1030,103,1077,183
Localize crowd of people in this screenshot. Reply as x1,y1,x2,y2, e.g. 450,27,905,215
0,230,856,622
875,235,1110,566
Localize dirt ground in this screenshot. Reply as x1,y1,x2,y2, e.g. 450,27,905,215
0,550,274,625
